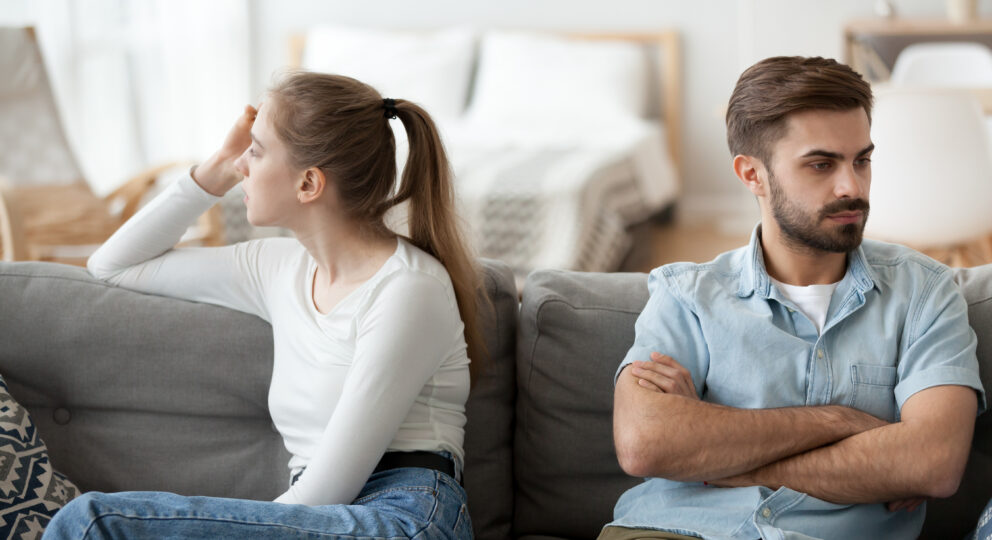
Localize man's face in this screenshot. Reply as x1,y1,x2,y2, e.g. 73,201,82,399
764,108,873,254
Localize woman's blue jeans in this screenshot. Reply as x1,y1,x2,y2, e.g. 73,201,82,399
42,467,472,539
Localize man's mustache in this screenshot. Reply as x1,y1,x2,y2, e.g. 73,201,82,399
820,198,869,218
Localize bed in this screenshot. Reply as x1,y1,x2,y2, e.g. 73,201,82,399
289,26,682,280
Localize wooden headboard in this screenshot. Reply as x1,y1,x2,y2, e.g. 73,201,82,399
287,29,682,181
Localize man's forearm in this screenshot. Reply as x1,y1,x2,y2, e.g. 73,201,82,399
613,369,887,481
714,385,978,504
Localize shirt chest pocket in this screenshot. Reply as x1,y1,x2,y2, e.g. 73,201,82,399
849,364,898,421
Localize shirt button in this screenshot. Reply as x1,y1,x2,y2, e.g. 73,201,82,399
762,507,772,518
817,349,824,359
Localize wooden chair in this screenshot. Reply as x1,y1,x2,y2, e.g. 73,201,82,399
0,27,224,265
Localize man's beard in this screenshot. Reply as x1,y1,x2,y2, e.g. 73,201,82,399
768,172,869,254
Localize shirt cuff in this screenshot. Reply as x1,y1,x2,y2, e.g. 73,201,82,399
178,167,223,202
894,365,987,415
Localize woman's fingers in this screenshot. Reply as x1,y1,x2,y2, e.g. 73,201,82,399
220,104,257,160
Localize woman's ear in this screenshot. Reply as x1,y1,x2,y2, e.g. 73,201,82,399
297,167,326,204
733,155,768,197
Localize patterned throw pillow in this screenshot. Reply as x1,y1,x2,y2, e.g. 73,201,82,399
0,375,77,539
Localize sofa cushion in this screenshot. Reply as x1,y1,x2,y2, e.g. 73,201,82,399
515,270,647,539
517,264,992,540
0,374,78,538
463,259,518,540
922,264,992,539
0,259,520,536
0,261,289,499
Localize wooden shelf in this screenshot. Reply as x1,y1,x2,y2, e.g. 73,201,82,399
844,17,992,81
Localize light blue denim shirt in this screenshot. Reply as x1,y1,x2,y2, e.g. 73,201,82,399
610,226,986,540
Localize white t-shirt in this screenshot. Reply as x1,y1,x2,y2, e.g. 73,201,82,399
87,174,471,506
770,277,839,334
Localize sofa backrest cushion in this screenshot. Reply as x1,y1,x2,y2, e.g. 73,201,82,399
515,270,647,539
0,259,519,521
463,258,518,540
924,264,992,538
0,261,289,499
517,264,992,540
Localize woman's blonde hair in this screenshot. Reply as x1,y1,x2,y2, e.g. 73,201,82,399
267,71,487,379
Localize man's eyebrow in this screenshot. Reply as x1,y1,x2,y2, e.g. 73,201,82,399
800,143,875,160
250,131,264,149
800,149,842,160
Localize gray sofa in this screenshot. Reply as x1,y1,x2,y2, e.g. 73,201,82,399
0,260,989,539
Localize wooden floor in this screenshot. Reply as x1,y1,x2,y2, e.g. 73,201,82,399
619,219,992,274
620,220,751,273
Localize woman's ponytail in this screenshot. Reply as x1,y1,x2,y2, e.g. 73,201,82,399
268,72,488,380
392,100,489,380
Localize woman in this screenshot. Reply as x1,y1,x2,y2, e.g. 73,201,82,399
43,72,484,539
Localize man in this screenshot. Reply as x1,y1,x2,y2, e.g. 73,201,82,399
602,56,986,540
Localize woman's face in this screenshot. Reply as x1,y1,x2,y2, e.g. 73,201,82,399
233,103,301,228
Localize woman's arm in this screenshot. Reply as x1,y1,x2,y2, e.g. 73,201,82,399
87,174,271,319
275,271,466,506
87,105,271,319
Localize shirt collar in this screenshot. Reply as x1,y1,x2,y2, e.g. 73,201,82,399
737,223,879,298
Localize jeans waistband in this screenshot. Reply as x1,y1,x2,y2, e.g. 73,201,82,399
374,451,455,478
291,451,456,486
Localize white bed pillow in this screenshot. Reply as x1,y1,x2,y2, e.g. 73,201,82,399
466,31,649,126
301,26,476,120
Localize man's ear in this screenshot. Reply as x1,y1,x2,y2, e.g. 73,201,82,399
733,155,768,197
298,167,326,204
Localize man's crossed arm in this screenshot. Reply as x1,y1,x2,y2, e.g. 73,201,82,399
614,353,977,506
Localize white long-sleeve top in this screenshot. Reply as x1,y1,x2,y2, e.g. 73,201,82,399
87,173,471,506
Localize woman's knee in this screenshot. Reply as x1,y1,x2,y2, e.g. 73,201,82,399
45,492,114,539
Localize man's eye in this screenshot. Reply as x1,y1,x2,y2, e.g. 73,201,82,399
855,157,871,167
811,162,831,171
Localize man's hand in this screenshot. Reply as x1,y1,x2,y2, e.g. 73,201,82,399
192,104,257,196
886,497,926,513
630,352,699,399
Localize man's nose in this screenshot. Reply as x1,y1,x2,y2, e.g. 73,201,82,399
834,163,866,200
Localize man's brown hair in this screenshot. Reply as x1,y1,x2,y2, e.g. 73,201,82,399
726,56,873,165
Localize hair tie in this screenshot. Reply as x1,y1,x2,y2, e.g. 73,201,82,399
382,98,398,120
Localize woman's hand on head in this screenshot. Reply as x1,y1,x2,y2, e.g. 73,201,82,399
192,104,258,196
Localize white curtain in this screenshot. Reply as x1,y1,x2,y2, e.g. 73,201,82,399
29,0,250,195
